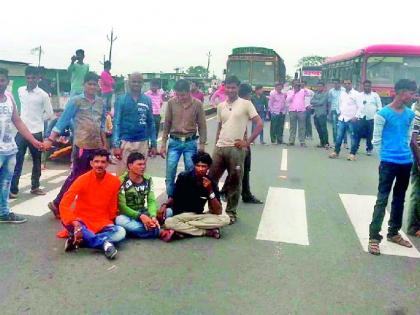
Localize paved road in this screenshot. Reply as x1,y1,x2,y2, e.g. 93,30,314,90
1,116,419,315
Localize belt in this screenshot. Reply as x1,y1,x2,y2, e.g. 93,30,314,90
169,134,198,142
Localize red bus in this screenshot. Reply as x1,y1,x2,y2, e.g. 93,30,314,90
322,44,420,103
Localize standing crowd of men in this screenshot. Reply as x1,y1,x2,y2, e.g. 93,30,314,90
0,48,418,259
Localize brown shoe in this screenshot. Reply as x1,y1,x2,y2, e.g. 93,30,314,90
347,154,357,161
31,188,46,195
329,152,339,159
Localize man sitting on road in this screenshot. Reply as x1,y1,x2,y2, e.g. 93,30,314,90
158,151,230,241
60,149,125,260
116,152,173,239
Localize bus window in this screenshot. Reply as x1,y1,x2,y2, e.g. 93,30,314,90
227,60,251,83
252,61,275,86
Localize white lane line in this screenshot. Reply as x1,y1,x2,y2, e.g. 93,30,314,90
12,186,62,217
285,121,290,130
256,187,309,245
48,175,69,184
339,194,420,258
280,149,288,171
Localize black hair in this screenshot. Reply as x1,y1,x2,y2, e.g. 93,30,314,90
127,152,145,167
84,71,99,83
150,79,161,87
0,68,9,79
225,76,240,86
394,79,417,93
25,66,39,76
363,80,372,85
174,79,190,93
76,49,85,55
317,80,325,86
239,83,252,98
53,108,64,113
192,151,212,166
90,149,110,162
104,61,111,69
255,85,263,90
275,81,284,87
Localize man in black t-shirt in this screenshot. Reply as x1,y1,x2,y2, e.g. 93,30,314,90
158,152,230,241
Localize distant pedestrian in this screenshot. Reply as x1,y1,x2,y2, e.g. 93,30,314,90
100,61,115,112
44,72,107,219
145,79,165,139
0,68,44,224
251,85,268,144
329,79,361,161
368,79,417,255
112,73,157,176
286,80,311,146
210,82,227,106
355,80,382,156
310,81,329,148
10,66,54,198
208,76,263,224
160,79,207,198
68,49,89,96
191,81,205,103
302,81,314,140
407,99,420,238
268,82,287,144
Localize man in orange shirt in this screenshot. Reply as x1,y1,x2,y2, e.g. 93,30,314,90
60,149,126,259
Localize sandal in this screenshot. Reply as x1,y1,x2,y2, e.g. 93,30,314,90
48,202,60,220
387,234,413,248
368,239,381,255
206,228,221,239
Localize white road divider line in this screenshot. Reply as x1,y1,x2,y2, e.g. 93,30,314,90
256,187,309,245
339,194,420,258
285,121,290,130
280,149,288,171
12,187,62,217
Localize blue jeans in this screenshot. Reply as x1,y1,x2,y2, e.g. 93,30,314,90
116,209,173,238
0,154,16,218
334,120,357,155
331,110,348,145
252,120,264,143
166,138,197,197
65,223,126,249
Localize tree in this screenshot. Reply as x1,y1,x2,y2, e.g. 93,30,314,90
186,66,208,78
296,55,326,68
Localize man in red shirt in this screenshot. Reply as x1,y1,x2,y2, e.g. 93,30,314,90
60,149,125,259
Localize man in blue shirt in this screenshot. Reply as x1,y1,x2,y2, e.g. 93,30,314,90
368,79,416,255
112,72,156,176
328,79,347,147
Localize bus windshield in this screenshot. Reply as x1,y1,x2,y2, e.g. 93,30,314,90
366,56,420,85
252,61,275,86
227,60,250,83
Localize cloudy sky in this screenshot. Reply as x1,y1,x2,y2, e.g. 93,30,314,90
2,0,420,77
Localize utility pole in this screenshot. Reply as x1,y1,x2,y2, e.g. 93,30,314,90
106,28,118,63
30,46,43,67
206,51,212,78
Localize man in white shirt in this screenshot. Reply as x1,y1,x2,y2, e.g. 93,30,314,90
329,79,361,161
10,66,53,198
355,80,382,155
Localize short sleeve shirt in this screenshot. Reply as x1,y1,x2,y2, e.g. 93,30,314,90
216,97,258,147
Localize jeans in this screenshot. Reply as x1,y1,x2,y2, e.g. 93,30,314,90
289,111,306,144
53,146,95,208
331,110,347,145
65,223,126,249
369,161,412,241
242,148,252,199
407,164,420,235
116,208,173,239
334,120,357,155
166,138,197,197
0,154,16,218
314,114,329,146
153,115,161,139
102,92,113,112
11,132,43,194
305,110,313,138
209,146,246,218
251,113,264,143
270,113,285,144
